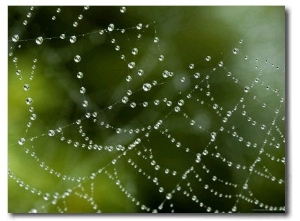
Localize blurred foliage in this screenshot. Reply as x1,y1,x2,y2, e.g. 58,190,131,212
8,6,285,213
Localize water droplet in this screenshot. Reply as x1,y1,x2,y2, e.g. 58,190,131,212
261,124,266,130
180,77,185,83
99,29,104,35
70,36,76,43
243,183,248,189
232,48,239,54
12,34,19,42
143,102,148,107
136,23,143,30
115,45,120,51
166,193,172,200
218,61,223,67
206,207,211,212
137,69,144,76
77,72,83,79
143,83,152,92
73,22,78,27
60,34,65,39
23,84,30,91
194,72,200,78
48,130,55,136
122,96,128,104
130,102,136,108
128,62,135,69
43,193,50,201
126,75,132,82
205,56,211,61
80,87,86,94
108,23,114,32
78,14,83,20
120,6,126,13
244,86,250,93
74,55,81,63
56,7,61,13
84,6,89,10
35,36,43,45
178,99,184,106
52,16,56,20
132,48,138,55
23,20,28,25
211,132,216,141
159,55,164,61
174,106,181,112
26,98,33,105
166,101,172,106
82,100,88,107
213,103,218,109
18,138,25,145
162,70,169,78
189,63,194,69
29,209,37,213
232,206,237,212
154,37,159,43
227,111,232,117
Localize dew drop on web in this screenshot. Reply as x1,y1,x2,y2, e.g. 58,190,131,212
232,48,239,54
23,84,30,91
77,72,83,79
74,55,81,63
128,62,135,69
80,87,86,94
159,55,164,61
26,98,33,105
244,86,250,93
108,23,114,32
35,36,43,45
12,34,19,42
18,138,25,145
48,130,55,136
143,83,152,92
166,193,172,200
136,23,143,30
132,48,138,55
82,100,88,107
120,6,126,13
70,36,76,43
137,69,144,76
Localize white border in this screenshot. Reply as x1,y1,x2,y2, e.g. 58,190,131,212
2,1,298,220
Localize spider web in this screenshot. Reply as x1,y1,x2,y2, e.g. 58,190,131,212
8,6,285,213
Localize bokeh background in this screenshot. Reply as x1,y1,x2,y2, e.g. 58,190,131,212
8,6,285,213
